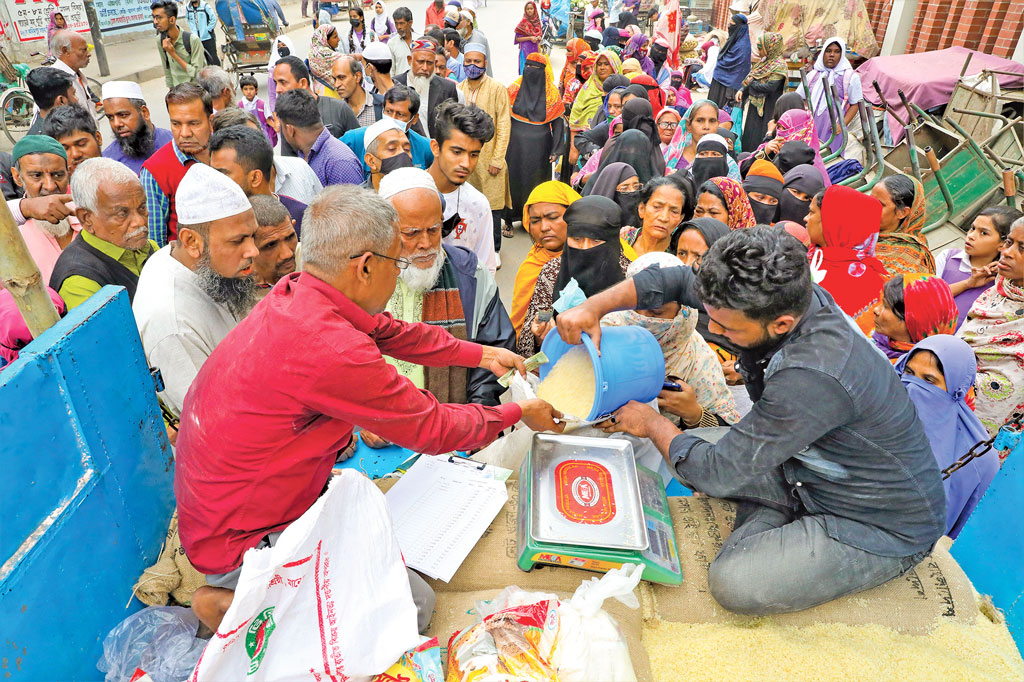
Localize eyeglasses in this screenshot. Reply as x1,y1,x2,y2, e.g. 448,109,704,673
658,121,679,130
616,182,641,193
399,222,443,239
349,251,412,270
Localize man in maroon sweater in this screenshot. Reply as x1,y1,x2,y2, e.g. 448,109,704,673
179,184,563,632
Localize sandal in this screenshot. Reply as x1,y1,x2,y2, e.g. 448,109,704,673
502,223,514,238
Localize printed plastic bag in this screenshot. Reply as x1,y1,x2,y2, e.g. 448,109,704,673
446,599,560,682
97,606,205,682
373,637,444,682
190,470,420,681
552,563,644,682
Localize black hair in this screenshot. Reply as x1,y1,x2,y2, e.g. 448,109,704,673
977,205,1024,240
26,67,75,111
665,172,695,222
165,82,213,115
348,8,368,52
813,188,826,207
698,180,727,211
433,100,494,146
907,348,944,376
209,125,273,179
880,174,916,211
882,274,906,320
41,104,97,139
275,88,321,128
239,74,258,90
443,28,462,50
424,27,445,46
393,6,412,22
366,55,393,75
640,176,684,206
274,55,310,85
150,0,177,17
384,84,420,116
695,226,813,323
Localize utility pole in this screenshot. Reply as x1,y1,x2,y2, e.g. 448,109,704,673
82,0,110,77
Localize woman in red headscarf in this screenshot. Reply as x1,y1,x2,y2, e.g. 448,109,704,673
805,185,890,334
514,1,543,75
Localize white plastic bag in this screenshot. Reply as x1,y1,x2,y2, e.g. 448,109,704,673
190,470,420,681
552,563,645,682
97,606,205,682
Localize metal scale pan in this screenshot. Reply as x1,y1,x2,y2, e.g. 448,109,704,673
528,433,649,552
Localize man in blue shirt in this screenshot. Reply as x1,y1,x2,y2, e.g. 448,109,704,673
100,81,173,176
340,85,434,179
442,28,466,82
275,89,363,187
186,0,221,66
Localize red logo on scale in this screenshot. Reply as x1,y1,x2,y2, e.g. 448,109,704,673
554,460,616,525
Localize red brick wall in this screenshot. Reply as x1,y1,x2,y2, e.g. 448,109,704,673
865,0,1024,58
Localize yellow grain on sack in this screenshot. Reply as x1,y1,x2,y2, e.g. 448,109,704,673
536,346,596,420
643,613,1024,682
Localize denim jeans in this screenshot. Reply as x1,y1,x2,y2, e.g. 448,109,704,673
708,502,929,615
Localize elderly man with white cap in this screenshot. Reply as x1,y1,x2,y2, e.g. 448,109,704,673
101,81,173,175
341,86,435,181
359,166,515,449
174,184,563,634
133,163,260,422
360,117,412,190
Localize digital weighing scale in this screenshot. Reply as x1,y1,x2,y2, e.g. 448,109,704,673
517,433,683,585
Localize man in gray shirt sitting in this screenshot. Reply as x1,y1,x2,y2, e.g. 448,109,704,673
556,226,946,615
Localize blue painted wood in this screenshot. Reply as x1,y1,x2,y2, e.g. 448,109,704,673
0,287,176,681
951,451,1024,652
335,438,415,479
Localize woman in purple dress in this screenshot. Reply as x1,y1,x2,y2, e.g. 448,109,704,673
514,2,542,75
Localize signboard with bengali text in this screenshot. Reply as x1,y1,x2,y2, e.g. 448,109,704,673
2,0,152,43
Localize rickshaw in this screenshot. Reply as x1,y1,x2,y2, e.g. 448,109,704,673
215,0,279,82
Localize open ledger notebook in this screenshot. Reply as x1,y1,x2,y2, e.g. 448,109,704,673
385,455,509,582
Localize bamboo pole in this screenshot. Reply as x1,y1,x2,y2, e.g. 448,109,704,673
0,199,60,339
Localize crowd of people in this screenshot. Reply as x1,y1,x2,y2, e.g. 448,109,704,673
2,0,1021,646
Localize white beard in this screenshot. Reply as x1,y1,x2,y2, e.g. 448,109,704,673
399,246,446,293
39,217,72,238
408,72,432,105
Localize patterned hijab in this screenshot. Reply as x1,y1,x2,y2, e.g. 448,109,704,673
509,53,563,124
704,177,756,231
569,49,622,128
877,176,935,276
760,109,831,187
744,32,787,116
603,252,740,423
903,274,959,343
309,25,339,83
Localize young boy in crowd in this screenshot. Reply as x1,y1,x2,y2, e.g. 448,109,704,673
237,74,277,146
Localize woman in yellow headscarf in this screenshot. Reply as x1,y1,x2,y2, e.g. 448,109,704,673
511,181,581,335
569,49,623,130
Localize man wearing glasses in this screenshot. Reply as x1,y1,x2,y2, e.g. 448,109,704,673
359,167,515,448
176,183,561,635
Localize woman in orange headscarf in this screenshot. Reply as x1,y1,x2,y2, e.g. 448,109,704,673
507,53,568,227
561,38,588,98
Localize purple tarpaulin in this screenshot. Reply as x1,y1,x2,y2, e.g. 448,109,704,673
856,47,1024,142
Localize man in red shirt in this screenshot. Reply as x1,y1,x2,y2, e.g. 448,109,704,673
179,184,563,632
425,0,445,28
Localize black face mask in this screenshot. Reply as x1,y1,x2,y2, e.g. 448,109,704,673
614,190,642,228
749,199,778,225
778,192,811,226
350,18,362,27
442,211,462,238
379,152,414,175
670,76,683,89
691,155,729,189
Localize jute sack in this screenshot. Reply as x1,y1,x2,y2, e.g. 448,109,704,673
429,589,653,682
651,496,978,634
132,510,207,606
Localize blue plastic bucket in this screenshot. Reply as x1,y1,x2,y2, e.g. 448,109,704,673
540,325,666,421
